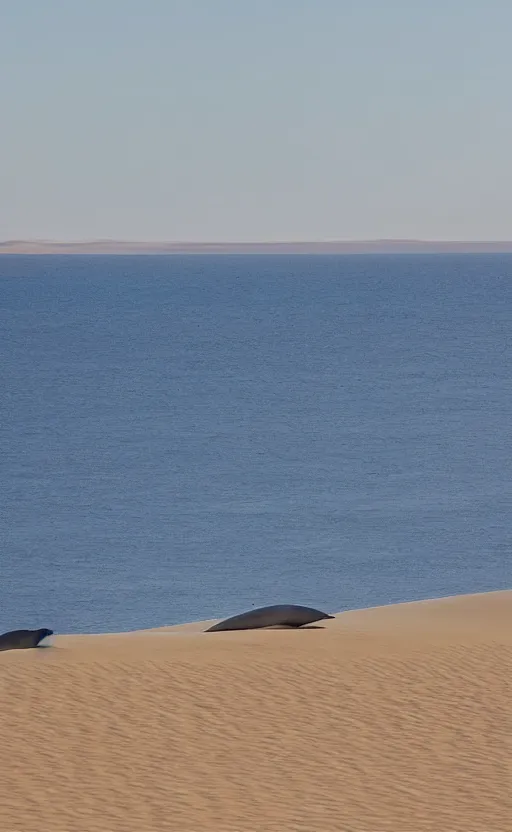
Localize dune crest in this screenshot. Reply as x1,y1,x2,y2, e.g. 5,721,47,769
1,590,511,831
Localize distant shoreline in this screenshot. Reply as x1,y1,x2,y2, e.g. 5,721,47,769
2,239,512,255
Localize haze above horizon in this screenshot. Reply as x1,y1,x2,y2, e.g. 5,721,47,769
2,2,511,242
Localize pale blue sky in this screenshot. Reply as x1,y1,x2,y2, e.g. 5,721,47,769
1,1,511,241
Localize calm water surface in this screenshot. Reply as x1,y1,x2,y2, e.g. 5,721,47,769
2,255,511,632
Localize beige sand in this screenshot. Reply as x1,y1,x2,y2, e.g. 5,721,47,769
1,591,510,832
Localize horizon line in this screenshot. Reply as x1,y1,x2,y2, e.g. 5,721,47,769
2,238,512,255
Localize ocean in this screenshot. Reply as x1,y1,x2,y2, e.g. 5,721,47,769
2,254,511,633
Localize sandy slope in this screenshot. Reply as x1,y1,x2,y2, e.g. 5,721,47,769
1,591,510,832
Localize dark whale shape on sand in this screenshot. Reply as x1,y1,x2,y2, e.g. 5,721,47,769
205,605,334,632
0,628,54,652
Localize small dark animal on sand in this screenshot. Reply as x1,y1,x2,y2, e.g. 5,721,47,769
0,628,54,652
205,605,334,632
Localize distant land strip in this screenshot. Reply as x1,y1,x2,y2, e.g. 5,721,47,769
2,239,512,255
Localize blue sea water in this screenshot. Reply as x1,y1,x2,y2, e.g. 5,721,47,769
1,254,511,634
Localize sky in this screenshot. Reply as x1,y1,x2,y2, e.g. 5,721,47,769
1,1,511,242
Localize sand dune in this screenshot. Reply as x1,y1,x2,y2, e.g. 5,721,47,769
1,591,510,831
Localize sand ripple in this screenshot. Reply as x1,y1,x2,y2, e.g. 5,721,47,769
1,591,511,831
